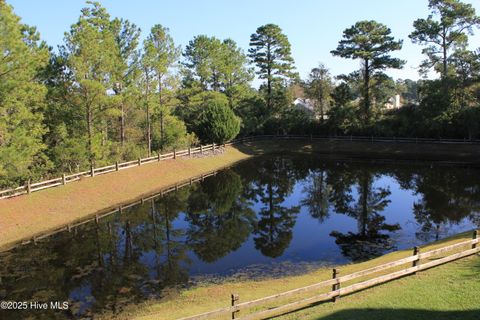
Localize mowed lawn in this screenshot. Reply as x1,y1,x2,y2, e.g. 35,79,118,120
111,232,479,320
0,139,479,251
0,146,254,250
276,254,480,320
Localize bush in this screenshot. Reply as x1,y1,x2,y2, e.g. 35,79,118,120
197,100,241,144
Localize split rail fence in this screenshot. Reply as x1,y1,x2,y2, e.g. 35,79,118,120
177,230,480,320
1,134,479,200
0,142,229,200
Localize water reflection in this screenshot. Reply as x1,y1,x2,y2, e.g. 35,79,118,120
328,168,401,262
250,157,301,258
185,171,255,262
0,155,479,319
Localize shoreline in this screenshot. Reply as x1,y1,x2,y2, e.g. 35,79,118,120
110,230,478,320
1,139,479,251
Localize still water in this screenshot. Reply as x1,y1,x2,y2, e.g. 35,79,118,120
1,154,479,319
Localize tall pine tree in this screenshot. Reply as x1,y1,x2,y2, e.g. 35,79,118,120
0,1,49,187
331,21,404,127
249,24,296,112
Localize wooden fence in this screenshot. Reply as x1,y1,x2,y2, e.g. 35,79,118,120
176,230,480,320
1,134,479,200
12,169,222,249
0,142,226,200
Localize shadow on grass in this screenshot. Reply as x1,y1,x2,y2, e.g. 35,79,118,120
312,308,480,320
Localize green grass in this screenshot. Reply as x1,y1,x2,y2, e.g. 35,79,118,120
276,254,480,320
0,147,255,251
1,139,479,251
104,232,479,320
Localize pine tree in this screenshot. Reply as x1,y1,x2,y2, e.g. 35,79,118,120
249,24,296,111
111,18,141,148
410,0,480,79
142,24,181,153
63,1,121,167
331,20,404,127
305,64,334,124
0,1,50,187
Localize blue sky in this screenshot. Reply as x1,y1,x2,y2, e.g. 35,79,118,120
8,0,480,83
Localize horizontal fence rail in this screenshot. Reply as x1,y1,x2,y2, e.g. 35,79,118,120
1,134,479,200
177,230,480,320
0,142,223,200
9,169,223,250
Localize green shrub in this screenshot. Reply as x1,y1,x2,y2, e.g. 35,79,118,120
197,100,241,144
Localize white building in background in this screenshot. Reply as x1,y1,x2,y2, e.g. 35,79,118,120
385,94,402,110
294,98,315,115
294,98,330,120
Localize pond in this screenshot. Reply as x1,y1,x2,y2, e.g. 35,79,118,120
1,153,479,319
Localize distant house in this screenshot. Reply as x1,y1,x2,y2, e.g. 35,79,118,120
294,98,315,116
384,94,402,110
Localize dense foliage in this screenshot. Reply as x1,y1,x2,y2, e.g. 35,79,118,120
1,0,480,188
196,99,241,144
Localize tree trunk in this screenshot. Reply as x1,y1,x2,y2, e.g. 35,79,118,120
160,111,164,151
442,26,448,79
364,59,370,128
120,102,125,146
87,103,94,168
159,77,165,151
147,103,151,156
319,92,324,126
267,42,272,112
145,72,152,157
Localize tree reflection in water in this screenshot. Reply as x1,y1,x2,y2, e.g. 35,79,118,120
185,170,256,262
0,155,479,319
327,165,401,262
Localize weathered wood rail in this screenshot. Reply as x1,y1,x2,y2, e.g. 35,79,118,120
0,142,224,200
1,134,479,200
11,169,223,249
176,230,480,320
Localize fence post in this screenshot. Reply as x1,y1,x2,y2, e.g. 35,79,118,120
231,294,239,319
174,149,177,159
26,179,31,194
188,147,191,157
158,152,161,162
200,145,203,155
90,164,95,177
62,173,66,185
138,158,141,166
473,230,478,249
115,161,119,171
412,246,420,274
332,268,340,302
213,142,216,152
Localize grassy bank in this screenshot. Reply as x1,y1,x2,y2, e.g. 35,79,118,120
111,232,479,320
0,147,256,251
0,139,479,251
241,139,480,163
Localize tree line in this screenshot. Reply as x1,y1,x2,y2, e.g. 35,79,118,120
1,0,479,187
